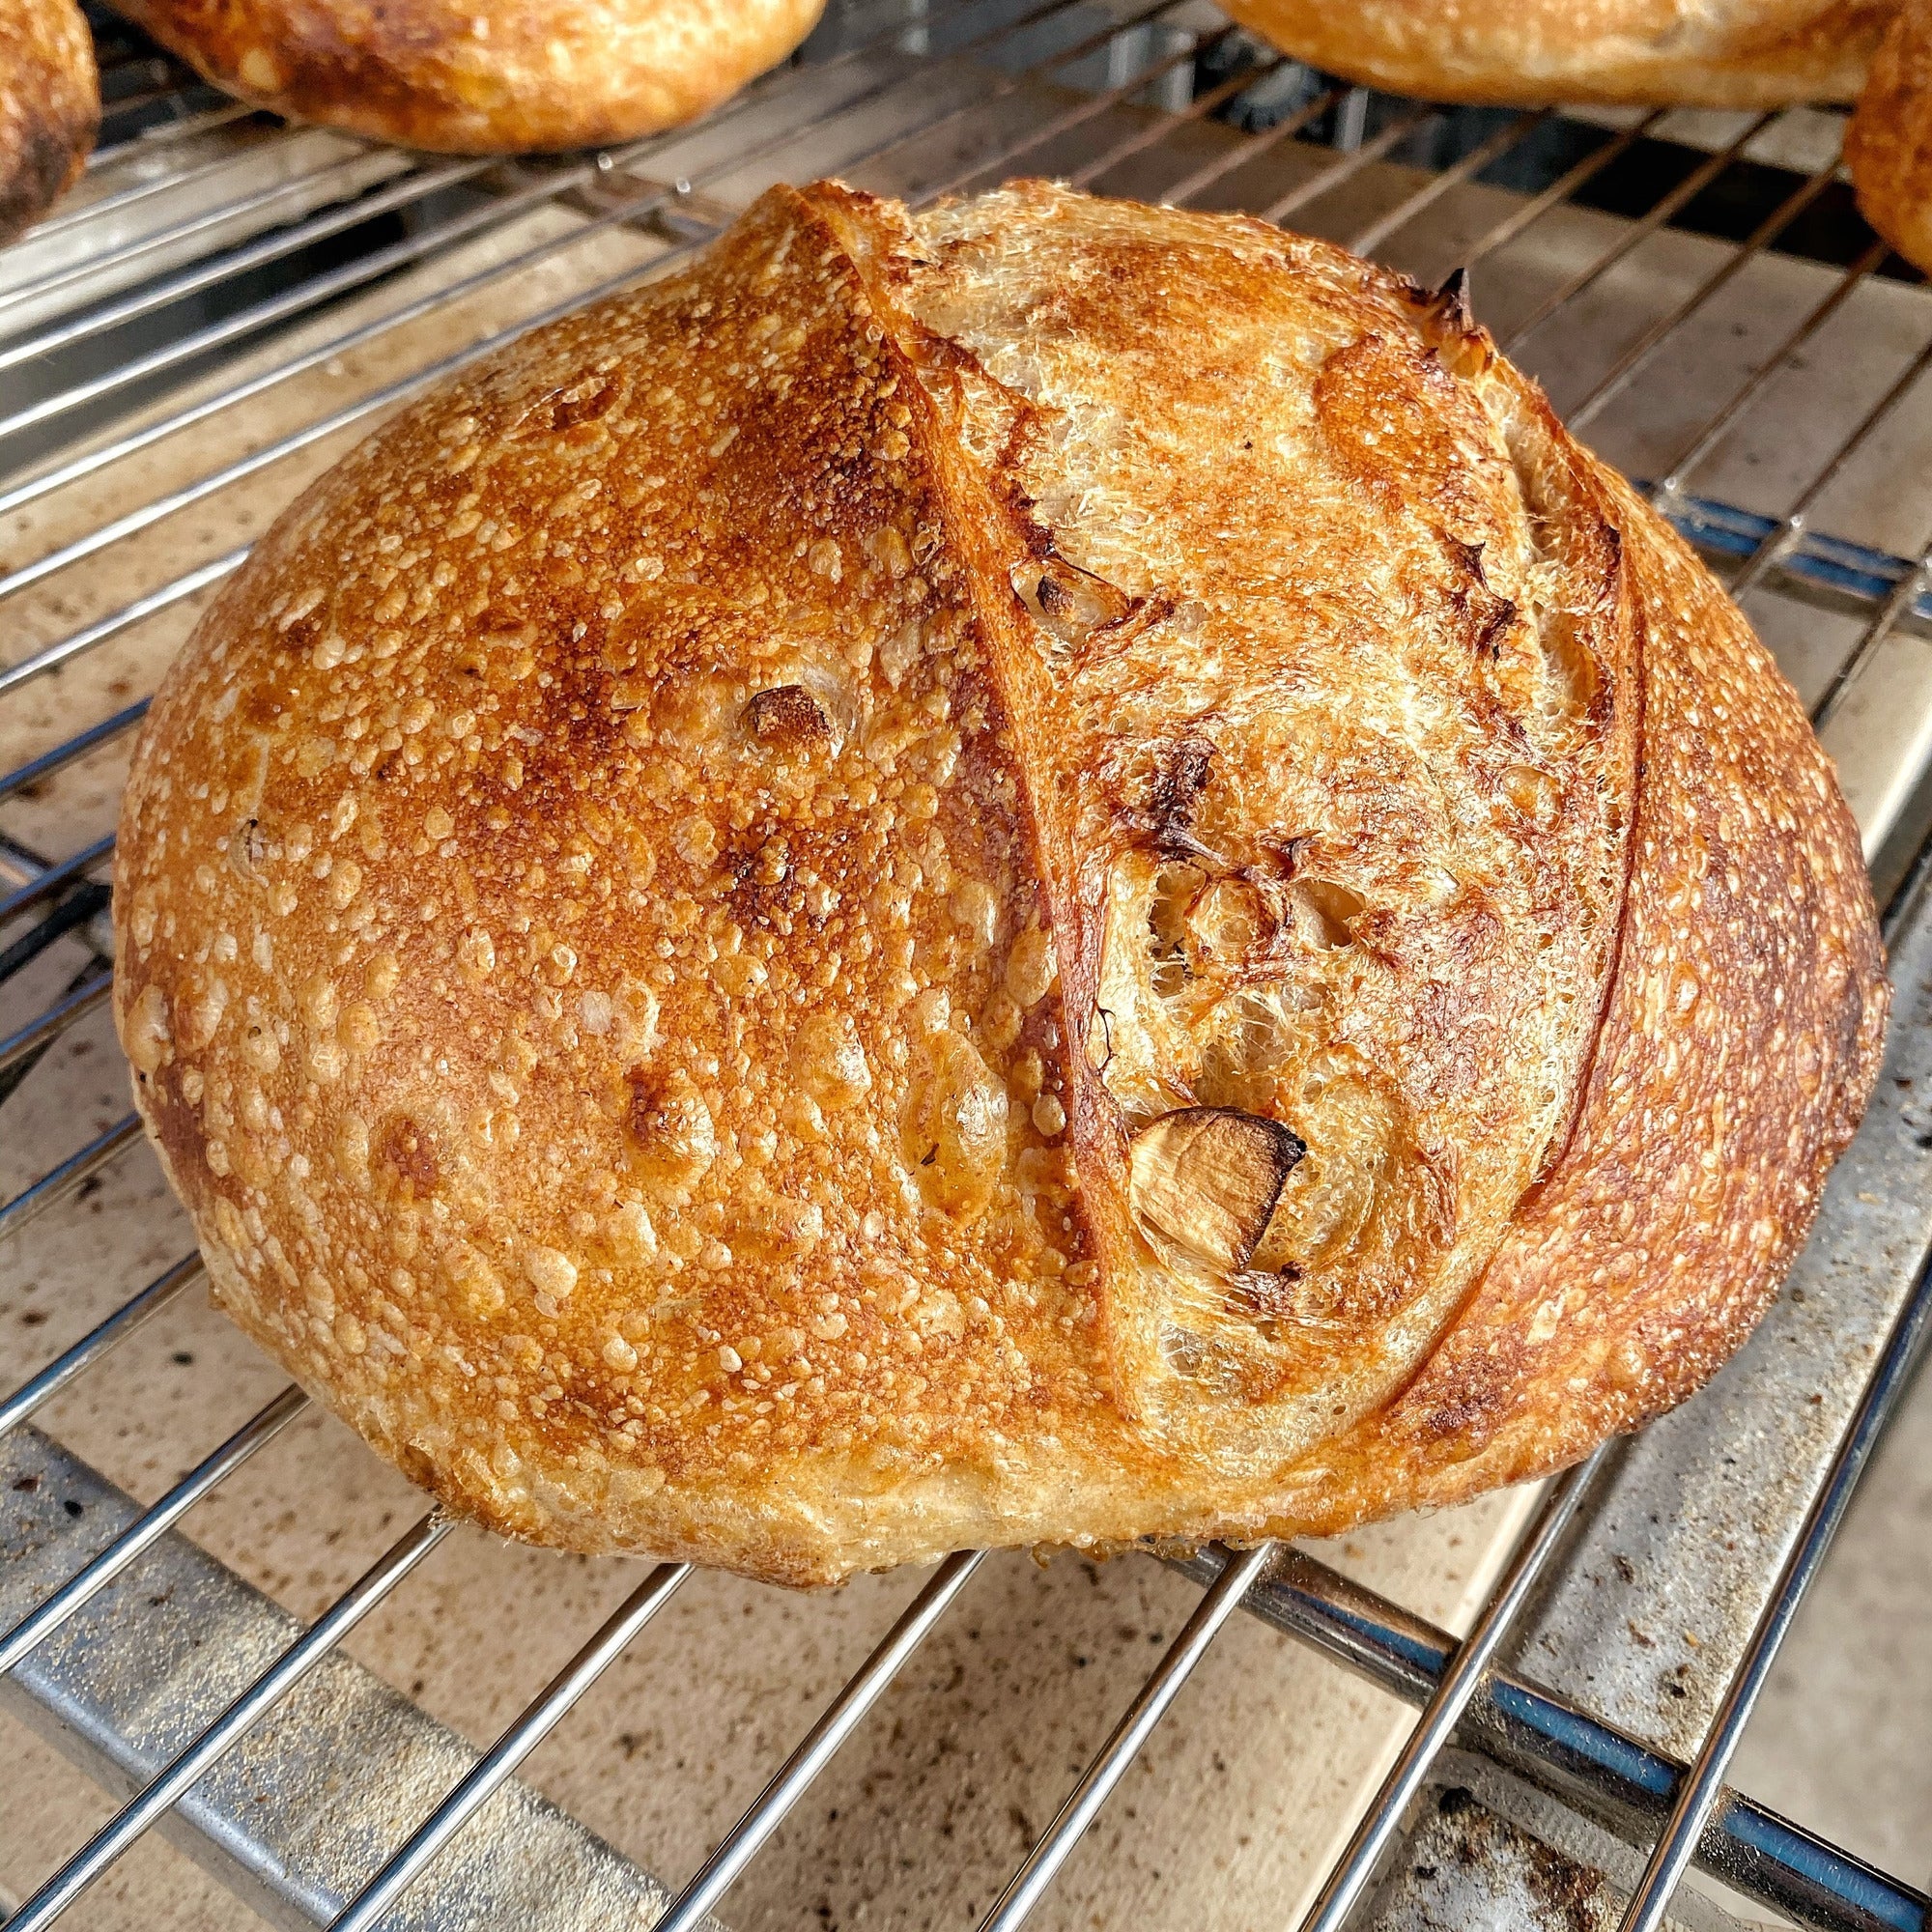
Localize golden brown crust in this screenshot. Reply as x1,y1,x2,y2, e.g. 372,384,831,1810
1213,0,1889,106
0,0,97,242
1847,0,1932,272
856,184,1642,1488
114,182,1886,1586
1226,466,1889,1541
109,0,825,153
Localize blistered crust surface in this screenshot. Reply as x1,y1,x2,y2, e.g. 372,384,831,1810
1214,0,1888,105
116,182,1886,1584
116,188,1117,1582
0,0,96,242
112,0,824,153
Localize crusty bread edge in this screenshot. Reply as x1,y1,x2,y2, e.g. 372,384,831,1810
0,0,97,243
1848,0,1932,273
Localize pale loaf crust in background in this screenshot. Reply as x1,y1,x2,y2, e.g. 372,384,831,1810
0,0,96,242
1213,0,1932,272
107,0,826,153
1847,0,1932,272
113,182,1887,1586
1212,0,1891,106
85,0,1932,273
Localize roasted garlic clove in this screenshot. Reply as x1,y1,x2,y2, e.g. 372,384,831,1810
1128,1106,1306,1270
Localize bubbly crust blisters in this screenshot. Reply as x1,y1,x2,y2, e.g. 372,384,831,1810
113,182,1887,1585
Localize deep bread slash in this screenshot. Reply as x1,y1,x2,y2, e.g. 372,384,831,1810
113,182,1888,1587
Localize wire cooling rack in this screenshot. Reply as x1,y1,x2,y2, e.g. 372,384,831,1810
4,3,1932,1927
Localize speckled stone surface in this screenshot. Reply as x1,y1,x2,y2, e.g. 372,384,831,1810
1726,1361,1932,1891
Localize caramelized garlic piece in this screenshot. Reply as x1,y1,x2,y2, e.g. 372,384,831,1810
1128,1106,1306,1270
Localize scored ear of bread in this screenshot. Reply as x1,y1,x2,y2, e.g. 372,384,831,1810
827,182,1643,1484
114,180,1887,1585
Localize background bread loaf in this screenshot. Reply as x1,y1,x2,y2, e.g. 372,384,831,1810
1209,0,1889,108
112,182,1886,1585
1847,0,1932,272
0,0,96,242
1211,0,1932,274
109,0,826,153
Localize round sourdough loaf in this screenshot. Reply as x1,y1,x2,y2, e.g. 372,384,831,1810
107,0,824,153
0,0,96,242
114,182,1887,1585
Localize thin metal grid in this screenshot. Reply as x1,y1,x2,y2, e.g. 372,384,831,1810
5,1510,456,1932
79,100,259,176
0,1386,308,1679
1,14,1929,1932
649,1549,986,1932
1296,1446,1610,1932
976,1543,1282,1932
1617,1260,1932,1932
0,143,420,326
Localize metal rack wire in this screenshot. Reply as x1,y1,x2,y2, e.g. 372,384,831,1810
5,4,1932,1927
